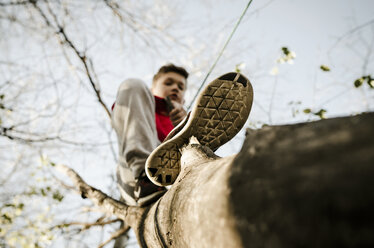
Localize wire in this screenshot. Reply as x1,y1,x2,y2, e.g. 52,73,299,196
186,0,254,111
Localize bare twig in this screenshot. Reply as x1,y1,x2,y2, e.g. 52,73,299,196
53,218,122,231
103,0,123,22
31,1,112,119
0,0,33,6
268,76,278,124
0,127,61,143
0,127,107,145
330,18,374,51
0,154,23,186
98,225,130,248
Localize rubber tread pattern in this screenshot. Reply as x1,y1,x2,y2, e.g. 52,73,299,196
146,72,253,186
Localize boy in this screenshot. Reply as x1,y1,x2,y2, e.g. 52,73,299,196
112,64,253,206
112,64,189,206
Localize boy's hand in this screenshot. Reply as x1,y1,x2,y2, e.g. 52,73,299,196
169,100,187,127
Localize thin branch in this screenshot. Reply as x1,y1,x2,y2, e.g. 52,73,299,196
99,121,118,163
268,76,278,124
0,127,59,143
0,154,23,186
53,218,122,231
102,0,163,48
318,88,350,107
253,99,269,116
98,225,130,248
361,29,374,75
0,127,107,145
31,1,111,119
103,0,123,22
0,0,34,6
330,18,374,50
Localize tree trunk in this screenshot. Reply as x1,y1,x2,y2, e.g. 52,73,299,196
60,112,374,247
136,112,374,247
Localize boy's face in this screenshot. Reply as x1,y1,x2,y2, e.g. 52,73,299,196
151,72,186,104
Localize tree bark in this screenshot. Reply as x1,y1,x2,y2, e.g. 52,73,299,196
229,112,374,247
60,112,374,247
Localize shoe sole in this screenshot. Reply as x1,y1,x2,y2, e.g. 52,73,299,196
145,72,253,186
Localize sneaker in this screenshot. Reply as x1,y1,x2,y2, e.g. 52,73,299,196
120,171,166,207
145,72,253,186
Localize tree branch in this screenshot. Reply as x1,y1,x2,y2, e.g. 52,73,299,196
31,1,112,119
0,0,34,6
330,18,374,50
56,164,141,227
0,127,101,145
53,218,122,231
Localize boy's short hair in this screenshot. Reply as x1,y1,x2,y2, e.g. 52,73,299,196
153,64,189,84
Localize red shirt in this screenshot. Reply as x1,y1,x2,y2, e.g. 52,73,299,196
154,96,174,142
111,96,174,142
